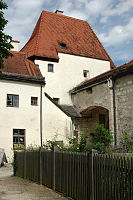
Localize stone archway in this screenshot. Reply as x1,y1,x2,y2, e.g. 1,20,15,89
74,106,109,136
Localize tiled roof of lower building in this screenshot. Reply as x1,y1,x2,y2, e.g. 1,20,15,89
1,51,45,84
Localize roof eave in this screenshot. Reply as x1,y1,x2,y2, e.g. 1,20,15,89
0,72,45,85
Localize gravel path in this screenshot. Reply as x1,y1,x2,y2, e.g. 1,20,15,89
0,164,68,200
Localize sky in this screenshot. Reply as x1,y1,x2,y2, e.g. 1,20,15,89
3,0,133,66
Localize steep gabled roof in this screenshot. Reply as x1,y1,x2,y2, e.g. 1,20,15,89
71,59,133,93
21,10,115,68
1,51,45,84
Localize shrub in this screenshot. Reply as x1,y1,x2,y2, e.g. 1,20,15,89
91,124,112,153
119,132,133,153
65,135,91,152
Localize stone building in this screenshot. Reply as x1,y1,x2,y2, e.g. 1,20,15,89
71,60,133,145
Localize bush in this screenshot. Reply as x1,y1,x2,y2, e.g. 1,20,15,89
91,124,112,153
119,132,133,153
43,136,91,152
64,135,91,152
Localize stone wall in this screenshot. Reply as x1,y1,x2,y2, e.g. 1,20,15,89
72,82,114,137
115,74,133,142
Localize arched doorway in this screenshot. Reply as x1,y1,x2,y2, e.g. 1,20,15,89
74,106,109,136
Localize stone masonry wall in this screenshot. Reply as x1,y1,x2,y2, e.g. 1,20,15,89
72,82,114,135
115,74,133,142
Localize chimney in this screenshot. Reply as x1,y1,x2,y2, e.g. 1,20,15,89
55,10,64,15
10,40,20,51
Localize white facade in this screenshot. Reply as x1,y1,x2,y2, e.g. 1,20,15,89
42,94,72,143
0,79,72,160
35,53,111,105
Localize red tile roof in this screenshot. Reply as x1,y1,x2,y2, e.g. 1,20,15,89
71,59,133,93
2,51,42,77
21,10,115,68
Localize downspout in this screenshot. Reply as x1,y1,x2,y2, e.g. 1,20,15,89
40,85,43,147
71,118,75,138
112,78,117,146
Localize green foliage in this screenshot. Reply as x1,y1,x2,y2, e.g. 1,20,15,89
12,150,17,176
119,132,133,153
64,136,91,152
91,124,112,153
0,0,13,68
42,136,91,152
43,140,60,151
26,144,39,151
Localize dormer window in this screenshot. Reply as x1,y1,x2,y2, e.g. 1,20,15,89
59,43,66,49
48,64,54,72
83,70,90,78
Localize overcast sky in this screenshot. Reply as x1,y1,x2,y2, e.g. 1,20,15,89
4,0,133,66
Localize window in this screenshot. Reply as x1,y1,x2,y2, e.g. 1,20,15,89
13,129,25,149
59,43,66,49
86,87,92,94
7,94,19,107
31,97,38,106
83,70,90,78
53,98,60,104
48,64,54,72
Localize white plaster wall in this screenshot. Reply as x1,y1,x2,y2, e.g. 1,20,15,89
0,80,72,160
42,95,72,144
35,53,110,105
0,80,41,160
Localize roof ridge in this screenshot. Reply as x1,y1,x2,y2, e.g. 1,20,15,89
10,51,25,55
24,59,33,76
42,10,88,23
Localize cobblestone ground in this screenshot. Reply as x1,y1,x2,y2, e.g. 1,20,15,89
0,164,68,200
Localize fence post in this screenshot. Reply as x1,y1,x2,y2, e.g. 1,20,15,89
53,146,59,190
24,150,26,179
89,149,97,200
39,147,42,185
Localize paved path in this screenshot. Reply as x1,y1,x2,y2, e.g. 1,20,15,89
0,164,68,200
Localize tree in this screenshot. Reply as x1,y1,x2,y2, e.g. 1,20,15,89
0,0,13,68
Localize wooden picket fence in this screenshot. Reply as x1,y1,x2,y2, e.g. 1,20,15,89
14,149,133,200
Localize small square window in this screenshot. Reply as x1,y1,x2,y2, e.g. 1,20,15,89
53,98,60,104
83,70,90,78
48,64,54,72
31,97,38,106
7,94,19,107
